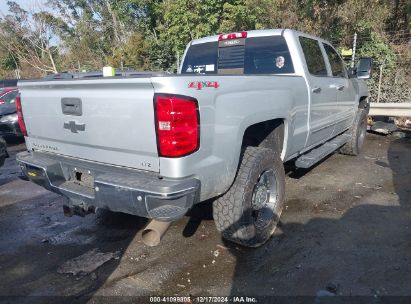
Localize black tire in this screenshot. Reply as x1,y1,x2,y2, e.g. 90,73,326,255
0,137,6,167
340,108,368,156
213,146,285,247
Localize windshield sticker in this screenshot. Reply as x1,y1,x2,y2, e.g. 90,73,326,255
193,65,205,74
186,65,193,73
188,81,219,90
275,56,285,69
205,64,215,72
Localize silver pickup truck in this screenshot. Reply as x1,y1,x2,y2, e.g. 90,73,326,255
16,29,371,247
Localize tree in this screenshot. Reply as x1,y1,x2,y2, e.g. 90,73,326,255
0,0,408,79
0,46,19,78
144,0,241,70
0,1,60,75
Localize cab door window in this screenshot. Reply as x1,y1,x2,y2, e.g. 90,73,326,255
323,43,347,78
299,37,328,76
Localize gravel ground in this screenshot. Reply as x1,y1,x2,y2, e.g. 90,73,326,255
0,133,410,303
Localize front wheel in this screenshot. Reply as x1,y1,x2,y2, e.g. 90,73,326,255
213,147,285,247
340,108,368,156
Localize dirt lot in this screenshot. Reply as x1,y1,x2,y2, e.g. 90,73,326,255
0,133,410,303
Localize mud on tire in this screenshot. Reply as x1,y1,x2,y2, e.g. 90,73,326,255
340,108,368,156
213,146,285,247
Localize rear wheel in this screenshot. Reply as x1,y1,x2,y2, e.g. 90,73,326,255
340,108,368,156
213,146,285,247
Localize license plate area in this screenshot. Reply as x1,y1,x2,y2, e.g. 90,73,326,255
70,167,94,189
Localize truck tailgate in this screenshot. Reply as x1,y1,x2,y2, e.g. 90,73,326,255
19,78,159,172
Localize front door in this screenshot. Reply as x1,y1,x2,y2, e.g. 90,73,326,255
322,43,357,135
299,36,337,148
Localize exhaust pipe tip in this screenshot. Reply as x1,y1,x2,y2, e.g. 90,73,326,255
141,228,161,247
142,220,172,247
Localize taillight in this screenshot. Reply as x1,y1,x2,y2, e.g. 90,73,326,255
154,94,199,157
218,31,247,41
15,95,27,136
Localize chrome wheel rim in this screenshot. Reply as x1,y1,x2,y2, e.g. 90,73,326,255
251,169,280,228
358,118,366,149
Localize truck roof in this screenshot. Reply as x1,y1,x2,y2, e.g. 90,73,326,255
191,29,284,45
190,28,333,46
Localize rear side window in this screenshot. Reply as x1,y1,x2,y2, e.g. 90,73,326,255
299,37,327,76
323,43,346,78
181,42,218,74
244,36,294,74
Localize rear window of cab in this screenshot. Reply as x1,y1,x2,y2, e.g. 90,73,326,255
181,36,294,75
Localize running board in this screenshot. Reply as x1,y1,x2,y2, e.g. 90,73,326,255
295,134,350,169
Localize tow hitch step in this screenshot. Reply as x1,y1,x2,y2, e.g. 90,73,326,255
295,134,350,169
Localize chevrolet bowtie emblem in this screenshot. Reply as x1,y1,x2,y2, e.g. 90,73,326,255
64,121,85,133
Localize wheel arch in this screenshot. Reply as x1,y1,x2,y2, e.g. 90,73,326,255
358,96,369,109
241,118,287,158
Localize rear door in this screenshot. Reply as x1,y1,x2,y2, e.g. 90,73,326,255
181,35,309,156
299,36,337,147
322,43,356,135
19,77,160,172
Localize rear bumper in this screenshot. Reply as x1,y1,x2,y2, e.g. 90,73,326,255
16,151,200,221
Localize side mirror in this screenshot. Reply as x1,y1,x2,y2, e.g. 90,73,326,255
356,57,373,79
0,99,5,105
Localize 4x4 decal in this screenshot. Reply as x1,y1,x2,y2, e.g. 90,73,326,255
188,81,219,90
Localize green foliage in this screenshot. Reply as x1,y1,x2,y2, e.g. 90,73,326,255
219,1,258,32
0,51,18,71
149,0,231,69
355,21,397,69
0,0,408,77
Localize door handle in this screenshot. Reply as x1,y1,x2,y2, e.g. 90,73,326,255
331,84,345,91
61,98,82,116
312,87,321,93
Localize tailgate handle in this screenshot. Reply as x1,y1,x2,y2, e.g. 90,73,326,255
61,98,82,116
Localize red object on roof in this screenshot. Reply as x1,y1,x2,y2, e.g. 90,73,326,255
218,31,247,41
